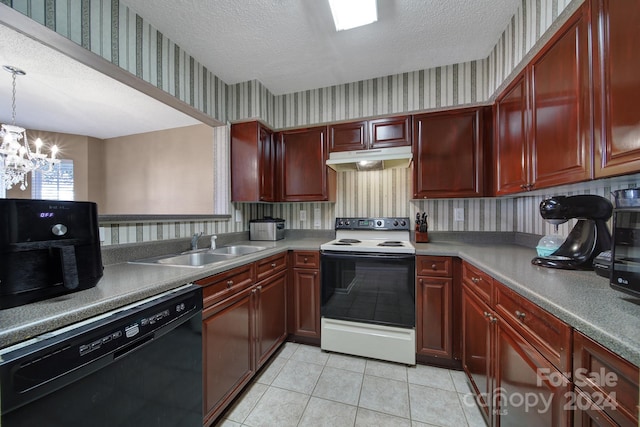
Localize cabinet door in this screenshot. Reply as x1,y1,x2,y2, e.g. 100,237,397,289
231,121,275,202
593,0,640,177
290,268,320,338
202,288,254,425
573,331,639,427
413,108,483,198
495,73,529,195
417,276,452,358
278,126,333,201
369,116,411,149
255,271,287,368
529,5,592,190
329,121,367,152
495,317,570,427
258,124,276,201
462,285,493,421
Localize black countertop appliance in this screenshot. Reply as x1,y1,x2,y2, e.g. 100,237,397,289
531,195,613,270
0,199,103,309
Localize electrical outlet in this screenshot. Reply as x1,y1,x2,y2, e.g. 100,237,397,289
235,209,242,223
454,208,464,222
299,210,307,221
314,208,321,228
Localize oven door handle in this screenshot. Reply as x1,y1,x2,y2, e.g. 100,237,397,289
321,251,415,261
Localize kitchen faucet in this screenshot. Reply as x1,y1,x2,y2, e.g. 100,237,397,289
191,232,203,251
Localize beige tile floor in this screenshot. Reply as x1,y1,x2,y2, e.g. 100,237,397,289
216,342,487,427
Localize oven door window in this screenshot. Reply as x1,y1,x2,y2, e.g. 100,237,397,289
321,252,415,328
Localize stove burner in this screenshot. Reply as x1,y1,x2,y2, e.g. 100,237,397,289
338,239,361,244
378,241,405,247
332,242,353,246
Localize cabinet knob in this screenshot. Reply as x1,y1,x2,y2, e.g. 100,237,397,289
226,280,233,288
304,257,308,263
490,316,498,324
483,311,491,318
431,264,437,270
257,285,262,290
252,289,257,294
515,310,526,320
271,263,277,268
471,277,481,283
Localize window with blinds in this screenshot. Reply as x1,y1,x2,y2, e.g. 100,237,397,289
32,159,74,200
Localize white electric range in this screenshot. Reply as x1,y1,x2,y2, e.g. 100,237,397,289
320,217,416,365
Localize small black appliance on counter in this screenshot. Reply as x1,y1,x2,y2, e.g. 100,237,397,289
610,208,640,298
0,199,103,309
531,195,613,270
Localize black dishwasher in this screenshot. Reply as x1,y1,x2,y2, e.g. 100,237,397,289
0,284,203,427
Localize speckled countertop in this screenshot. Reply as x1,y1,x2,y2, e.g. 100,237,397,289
1,236,638,367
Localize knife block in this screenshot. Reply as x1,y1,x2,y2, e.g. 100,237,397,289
415,231,429,243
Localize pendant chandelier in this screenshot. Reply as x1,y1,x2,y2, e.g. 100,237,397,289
0,65,59,191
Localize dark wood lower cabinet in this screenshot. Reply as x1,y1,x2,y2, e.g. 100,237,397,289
462,285,494,422
200,256,288,426
288,251,321,343
255,270,287,368
416,276,452,358
202,286,254,425
495,316,570,427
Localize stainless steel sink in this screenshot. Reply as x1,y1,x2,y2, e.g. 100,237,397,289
211,245,267,255
129,252,237,268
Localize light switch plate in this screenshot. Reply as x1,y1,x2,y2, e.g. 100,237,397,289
235,209,242,222
454,208,464,222
300,210,307,221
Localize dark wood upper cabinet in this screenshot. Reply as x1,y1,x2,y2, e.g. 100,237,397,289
329,120,367,152
413,107,484,198
369,116,412,149
278,126,335,202
592,0,640,177
529,4,592,189
328,115,411,152
495,72,529,195
494,4,592,195
231,121,276,202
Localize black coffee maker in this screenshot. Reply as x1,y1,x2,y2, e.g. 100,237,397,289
531,195,613,270
0,199,103,309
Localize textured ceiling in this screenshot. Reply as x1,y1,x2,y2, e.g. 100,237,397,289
0,0,520,139
122,0,521,94
0,24,200,139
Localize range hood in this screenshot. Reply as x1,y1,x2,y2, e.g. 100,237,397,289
326,146,413,171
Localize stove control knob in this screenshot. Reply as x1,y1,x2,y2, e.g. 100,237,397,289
338,220,344,226
376,220,383,227
393,220,399,226
345,220,350,226
400,220,406,226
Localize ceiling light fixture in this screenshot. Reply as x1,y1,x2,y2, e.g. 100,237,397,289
0,65,59,191
328,0,378,31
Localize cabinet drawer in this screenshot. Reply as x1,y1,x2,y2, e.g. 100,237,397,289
461,262,493,304
256,252,287,282
292,250,320,269
196,263,255,307
416,256,452,277
573,331,639,427
494,282,571,373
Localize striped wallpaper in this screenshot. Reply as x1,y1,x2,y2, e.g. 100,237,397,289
4,0,228,122
7,0,605,247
